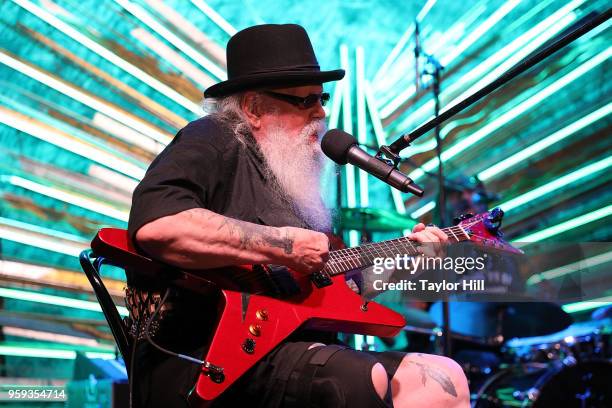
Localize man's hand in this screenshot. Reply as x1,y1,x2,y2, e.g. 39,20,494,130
408,223,449,258
281,227,329,275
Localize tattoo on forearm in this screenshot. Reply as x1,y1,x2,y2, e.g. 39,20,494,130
217,217,294,254
409,361,458,397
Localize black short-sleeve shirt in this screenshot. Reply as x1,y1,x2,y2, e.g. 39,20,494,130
127,116,336,353
128,116,309,283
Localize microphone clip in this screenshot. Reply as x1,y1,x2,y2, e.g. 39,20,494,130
375,144,425,197
376,145,401,168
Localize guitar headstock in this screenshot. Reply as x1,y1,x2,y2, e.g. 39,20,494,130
455,208,523,255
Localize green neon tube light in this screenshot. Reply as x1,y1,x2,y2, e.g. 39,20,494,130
527,250,612,286
3,175,129,222
406,47,612,183
12,0,200,114
479,103,612,181
514,204,612,242
384,0,580,121
339,44,359,246
364,81,406,215
499,157,612,213
562,296,612,313
0,345,116,360
114,0,226,80
0,287,129,317
356,46,369,207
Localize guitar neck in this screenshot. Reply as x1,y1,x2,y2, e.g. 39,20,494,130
324,225,470,276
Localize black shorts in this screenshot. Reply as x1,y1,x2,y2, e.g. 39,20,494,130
132,339,405,408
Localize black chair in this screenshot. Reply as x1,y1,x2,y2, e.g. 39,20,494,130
79,250,132,370
80,228,171,376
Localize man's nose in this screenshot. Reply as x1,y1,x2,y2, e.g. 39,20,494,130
311,101,326,119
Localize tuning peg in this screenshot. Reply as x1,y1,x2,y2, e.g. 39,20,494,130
485,208,504,236
488,208,504,223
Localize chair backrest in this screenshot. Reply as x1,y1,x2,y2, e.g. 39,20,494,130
79,249,132,365
81,228,173,365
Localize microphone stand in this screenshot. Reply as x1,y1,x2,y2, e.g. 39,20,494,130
422,53,446,228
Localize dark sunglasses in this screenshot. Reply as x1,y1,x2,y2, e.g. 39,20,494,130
263,91,330,109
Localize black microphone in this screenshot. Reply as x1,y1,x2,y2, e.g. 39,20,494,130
321,129,424,197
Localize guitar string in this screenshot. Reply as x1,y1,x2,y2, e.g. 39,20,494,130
231,225,472,284
326,226,469,275
328,227,464,266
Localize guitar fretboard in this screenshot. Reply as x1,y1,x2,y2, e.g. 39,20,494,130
324,225,470,276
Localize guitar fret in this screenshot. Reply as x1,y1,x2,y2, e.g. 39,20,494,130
446,227,459,242
399,237,418,255
456,228,467,241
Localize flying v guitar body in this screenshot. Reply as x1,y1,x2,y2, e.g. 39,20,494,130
191,272,405,405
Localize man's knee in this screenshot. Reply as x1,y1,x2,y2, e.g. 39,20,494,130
393,353,470,407
441,357,469,406
371,362,389,401
426,355,467,384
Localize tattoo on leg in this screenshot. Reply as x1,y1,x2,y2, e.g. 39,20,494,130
408,361,457,398
217,217,294,254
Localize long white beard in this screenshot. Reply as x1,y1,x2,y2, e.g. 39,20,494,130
257,119,332,232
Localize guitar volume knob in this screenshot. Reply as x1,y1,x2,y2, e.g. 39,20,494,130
249,324,262,336
242,338,256,354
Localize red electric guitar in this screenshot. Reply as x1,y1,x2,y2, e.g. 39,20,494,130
91,209,521,407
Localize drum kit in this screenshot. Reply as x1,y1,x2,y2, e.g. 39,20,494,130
338,208,612,408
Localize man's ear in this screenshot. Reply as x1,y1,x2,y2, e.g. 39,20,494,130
241,92,261,130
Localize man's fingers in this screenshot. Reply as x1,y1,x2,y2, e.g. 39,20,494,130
412,223,426,233
427,226,449,242
409,230,437,243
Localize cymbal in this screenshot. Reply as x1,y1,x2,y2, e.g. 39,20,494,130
429,301,572,340
337,207,417,232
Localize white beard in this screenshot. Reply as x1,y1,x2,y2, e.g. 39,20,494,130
256,118,332,232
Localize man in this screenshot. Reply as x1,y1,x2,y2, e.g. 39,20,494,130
128,24,469,407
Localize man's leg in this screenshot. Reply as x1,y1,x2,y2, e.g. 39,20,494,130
282,344,393,407
310,342,388,401
389,353,470,408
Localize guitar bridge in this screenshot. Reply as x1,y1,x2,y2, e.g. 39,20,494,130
311,271,333,288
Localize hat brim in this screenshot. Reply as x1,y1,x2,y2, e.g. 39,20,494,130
204,69,345,98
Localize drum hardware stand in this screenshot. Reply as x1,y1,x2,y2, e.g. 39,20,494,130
423,50,454,357
373,8,610,359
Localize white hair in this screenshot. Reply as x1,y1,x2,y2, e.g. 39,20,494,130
204,93,252,145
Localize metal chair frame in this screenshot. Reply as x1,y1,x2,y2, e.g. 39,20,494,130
79,250,132,370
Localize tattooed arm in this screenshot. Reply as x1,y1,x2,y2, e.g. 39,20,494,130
134,208,329,275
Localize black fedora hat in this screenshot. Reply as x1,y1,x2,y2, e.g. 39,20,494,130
204,24,345,98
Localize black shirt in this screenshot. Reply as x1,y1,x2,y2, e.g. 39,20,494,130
129,115,309,237
128,115,310,278
127,115,333,345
